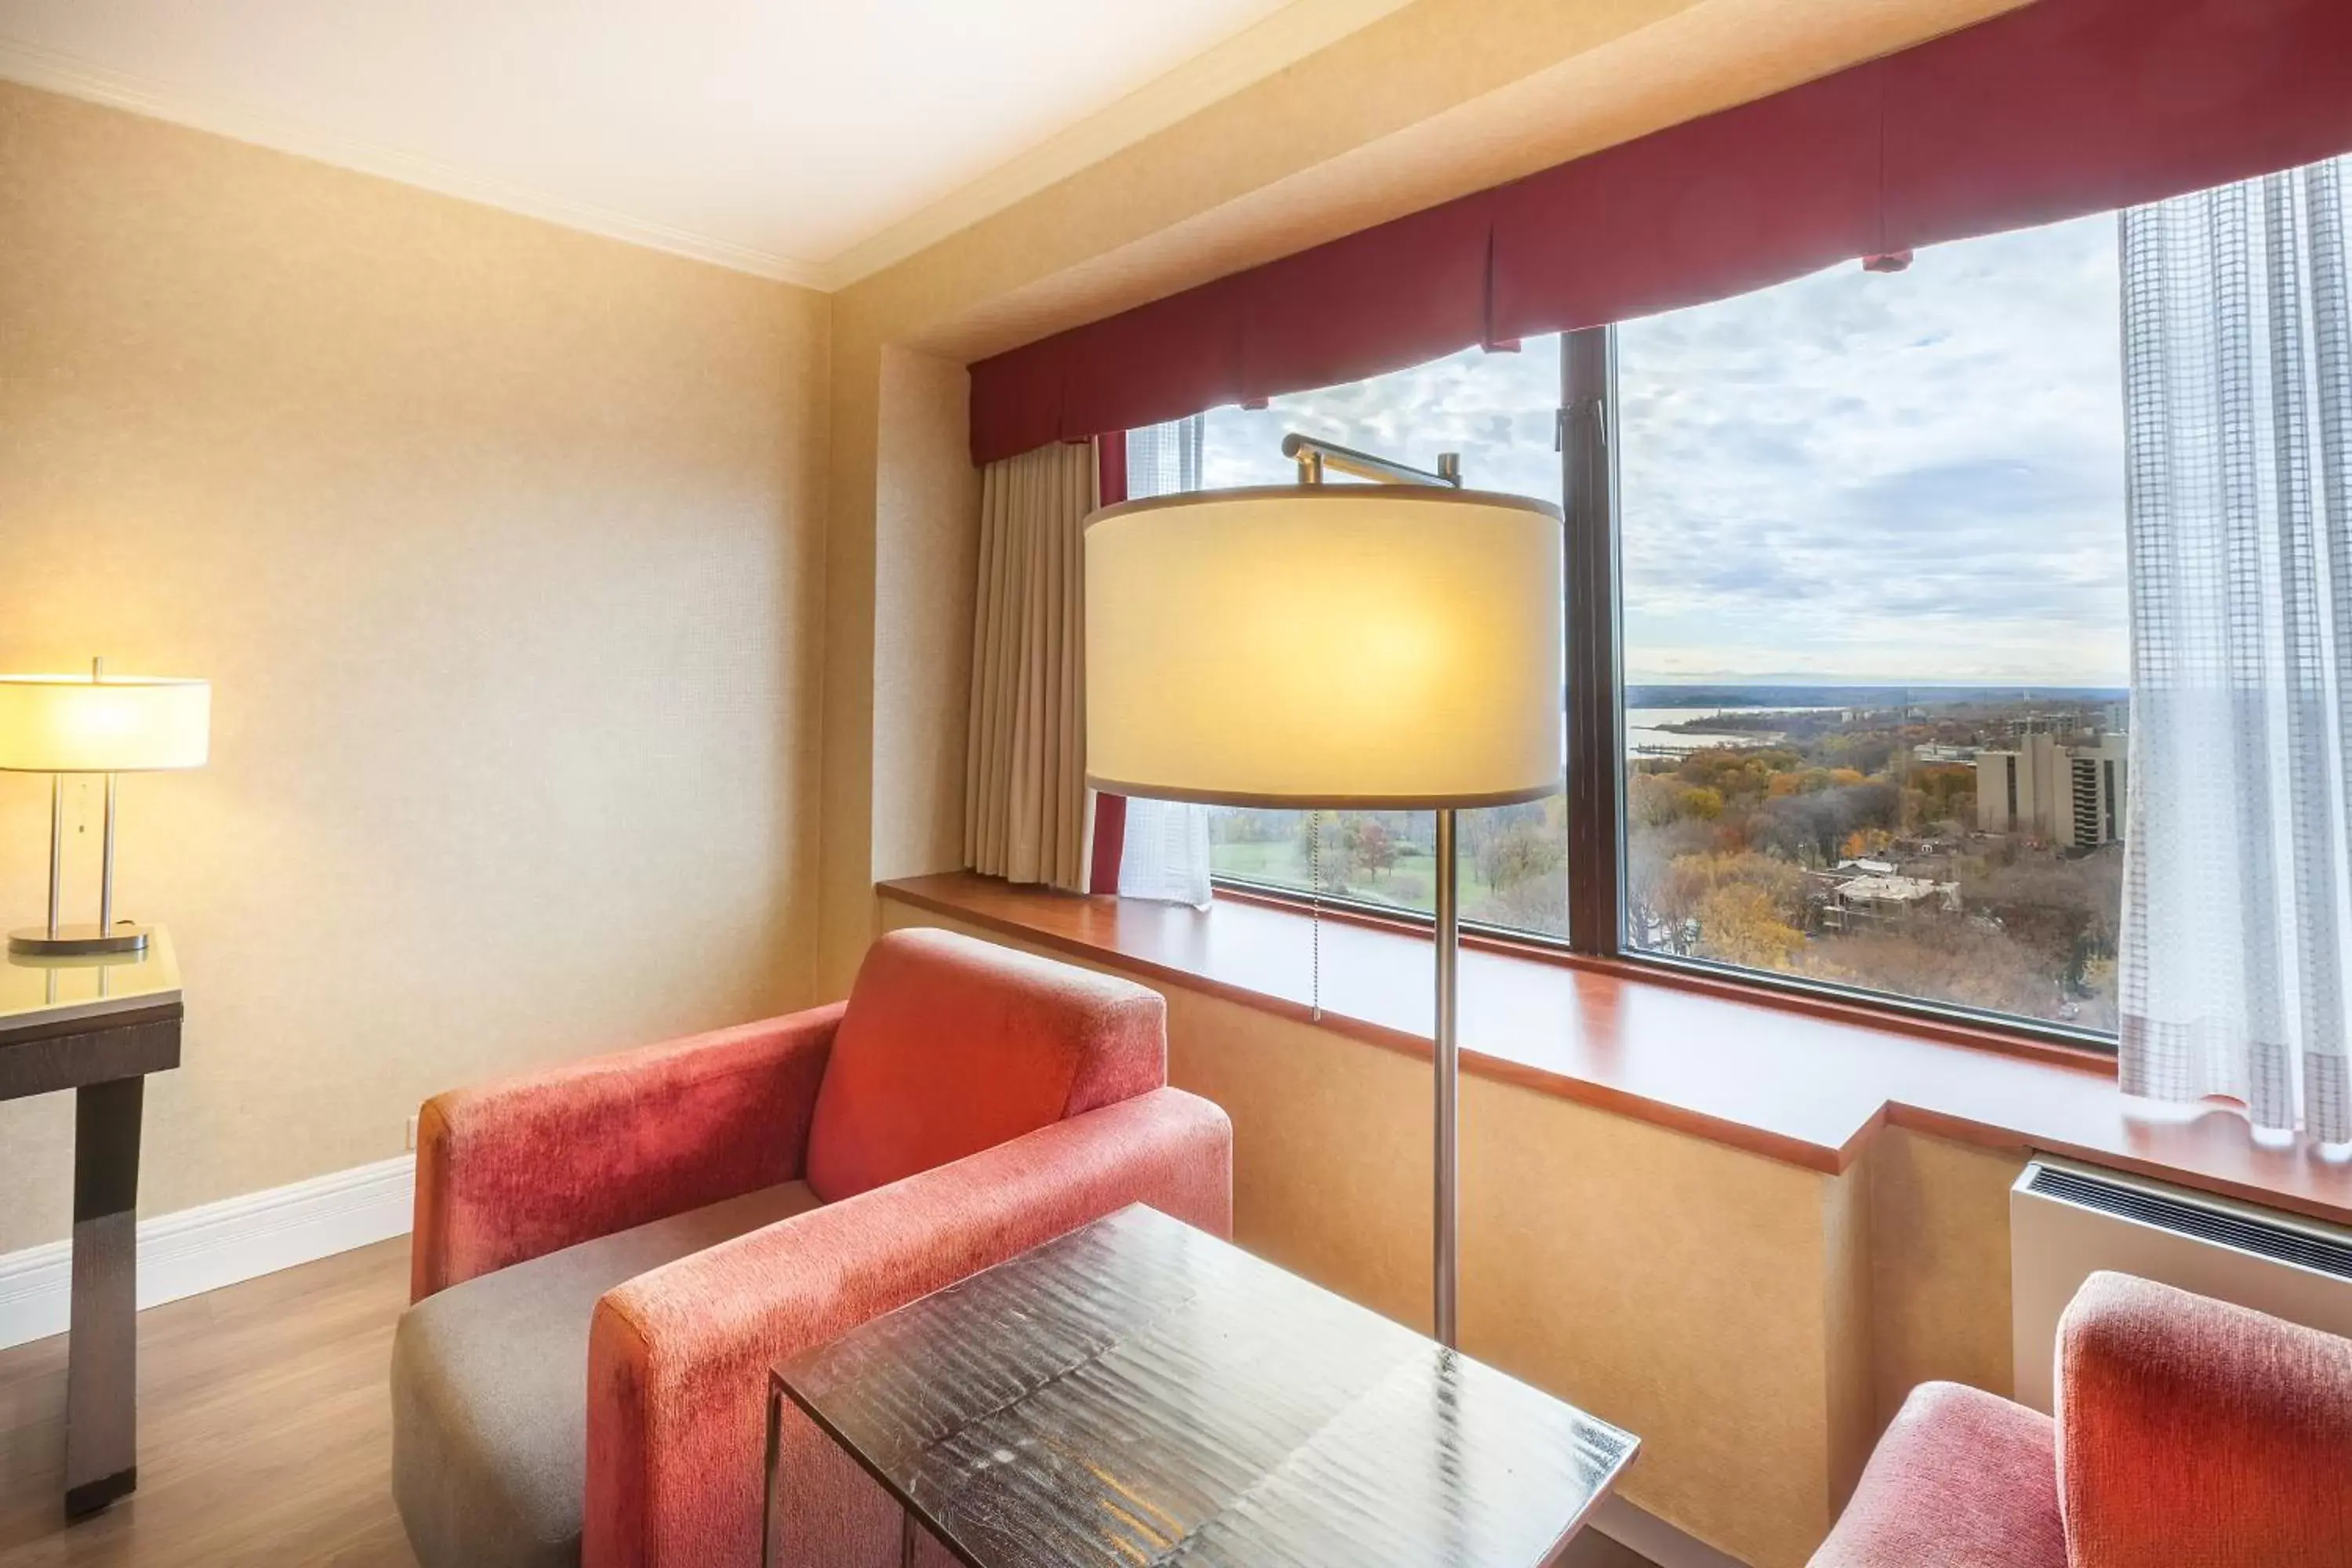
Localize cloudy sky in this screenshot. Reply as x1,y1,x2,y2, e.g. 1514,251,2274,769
1200,210,2129,689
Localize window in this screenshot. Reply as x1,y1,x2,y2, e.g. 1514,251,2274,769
1607,213,2129,1035
1130,211,2138,1045
1189,338,1572,938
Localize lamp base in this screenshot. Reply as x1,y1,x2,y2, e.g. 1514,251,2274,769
8,924,151,957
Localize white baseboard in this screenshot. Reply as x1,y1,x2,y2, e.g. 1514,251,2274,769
1591,1495,1751,1568
0,1153,414,1352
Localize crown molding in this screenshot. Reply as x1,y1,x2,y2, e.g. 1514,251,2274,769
0,36,826,288
812,0,1419,292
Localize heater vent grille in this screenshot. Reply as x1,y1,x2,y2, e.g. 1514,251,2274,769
2025,1166,2352,1283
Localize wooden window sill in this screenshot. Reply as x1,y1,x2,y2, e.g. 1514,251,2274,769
878,871,2352,1229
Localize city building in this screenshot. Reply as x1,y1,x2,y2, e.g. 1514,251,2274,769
1816,869,1962,932
1976,731,2129,846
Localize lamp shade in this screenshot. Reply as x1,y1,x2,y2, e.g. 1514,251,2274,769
0,675,211,773
1085,486,1563,808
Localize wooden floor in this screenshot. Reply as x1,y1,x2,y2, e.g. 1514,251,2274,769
0,1238,1655,1568
0,1239,419,1568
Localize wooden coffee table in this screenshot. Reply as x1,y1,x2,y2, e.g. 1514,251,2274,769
764,1203,1638,1567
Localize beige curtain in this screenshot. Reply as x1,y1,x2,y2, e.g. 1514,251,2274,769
965,440,1096,890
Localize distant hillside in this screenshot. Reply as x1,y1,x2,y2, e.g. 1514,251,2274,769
1624,684,2128,710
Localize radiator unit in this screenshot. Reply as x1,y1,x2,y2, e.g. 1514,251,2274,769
2009,1154,2352,1412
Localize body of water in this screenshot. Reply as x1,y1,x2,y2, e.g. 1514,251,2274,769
1624,706,1835,758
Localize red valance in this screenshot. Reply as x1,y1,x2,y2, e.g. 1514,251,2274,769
970,0,2352,466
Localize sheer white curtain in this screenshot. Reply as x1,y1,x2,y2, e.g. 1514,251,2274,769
2118,154,2352,1144
1113,417,1215,908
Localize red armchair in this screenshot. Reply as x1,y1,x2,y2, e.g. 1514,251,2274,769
391,927,1232,1568
1813,1272,2352,1568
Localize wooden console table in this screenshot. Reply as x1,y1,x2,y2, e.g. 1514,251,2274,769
0,930,181,1518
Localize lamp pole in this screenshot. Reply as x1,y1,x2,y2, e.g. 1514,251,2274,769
1433,806,1460,1348
95,657,119,938
45,773,63,942
1282,433,1467,1349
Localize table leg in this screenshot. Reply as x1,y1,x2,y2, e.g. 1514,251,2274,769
762,1382,783,1568
64,1076,142,1519
901,1508,916,1568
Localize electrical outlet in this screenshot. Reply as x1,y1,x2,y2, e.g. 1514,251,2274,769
405,1114,419,1152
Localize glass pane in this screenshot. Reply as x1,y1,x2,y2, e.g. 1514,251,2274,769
1617,216,2129,1032
1196,337,1570,938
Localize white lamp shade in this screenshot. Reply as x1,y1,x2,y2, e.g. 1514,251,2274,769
0,675,211,772
1085,486,1563,808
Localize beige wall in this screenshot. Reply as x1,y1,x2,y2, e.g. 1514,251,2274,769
869,347,980,884
0,82,832,1254
1867,1125,2027,1420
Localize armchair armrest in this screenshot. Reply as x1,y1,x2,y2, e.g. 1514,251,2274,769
410,1004,842,1301
2059,1271,2352,1566
1810,1382,2062,1568
581,1085,1232,1568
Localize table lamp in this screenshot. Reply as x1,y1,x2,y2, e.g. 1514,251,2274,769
0,659,211,956
1084,435,1564,1348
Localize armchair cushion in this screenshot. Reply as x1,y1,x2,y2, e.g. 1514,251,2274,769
392,1180,824,1568
1811,1381,2065,1568
803,927,1167,1201
2059,1271,2352,1568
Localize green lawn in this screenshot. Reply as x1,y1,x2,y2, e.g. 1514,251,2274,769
1210,838,1495,913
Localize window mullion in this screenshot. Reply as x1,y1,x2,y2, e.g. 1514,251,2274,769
1564,325,1623,957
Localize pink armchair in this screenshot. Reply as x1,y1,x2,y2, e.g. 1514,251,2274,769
1813,1272,2352,1568
391,927,1232,1568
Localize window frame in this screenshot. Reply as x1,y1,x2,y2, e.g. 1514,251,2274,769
1202,318,2124,1058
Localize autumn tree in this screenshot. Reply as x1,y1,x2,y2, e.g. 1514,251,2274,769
1478,818,1564,894
1960,846,2122,998
1629,773,1724,827
1623,817,1714,949
1616,711,2123,1031
1753,780,1900,866
1470,867,1570,937
1805,920,2087,1024
1292,811,1356,894
1907,764,1978,831
1841,827,1894,861
1632,848,1809,960
1693,883,1806,970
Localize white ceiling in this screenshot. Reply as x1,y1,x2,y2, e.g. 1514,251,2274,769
0,0,1406,288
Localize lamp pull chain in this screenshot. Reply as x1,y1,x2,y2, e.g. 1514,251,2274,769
1308,809,1323,1022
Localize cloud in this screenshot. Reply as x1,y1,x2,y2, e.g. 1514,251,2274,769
1195,210,2130,688
1617,212,2128,685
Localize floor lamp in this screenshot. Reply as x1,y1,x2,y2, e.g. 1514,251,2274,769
1083,435,1564,1349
